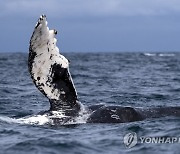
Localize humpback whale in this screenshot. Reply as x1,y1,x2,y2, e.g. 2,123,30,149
28,15,180,125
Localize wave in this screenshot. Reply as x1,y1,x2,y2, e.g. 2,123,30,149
143,53,175,57
158,53,175,57
143,53,157,56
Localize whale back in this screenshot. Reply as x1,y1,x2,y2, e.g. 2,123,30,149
28,15,81,115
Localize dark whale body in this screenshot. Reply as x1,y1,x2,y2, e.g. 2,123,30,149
87,106,180,123
28,15,180,125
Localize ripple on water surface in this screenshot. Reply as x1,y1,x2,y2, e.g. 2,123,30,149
0,52,180,154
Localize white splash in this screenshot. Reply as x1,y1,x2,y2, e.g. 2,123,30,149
0,114,51,126
65,105,91,125
17,115,51,125
0,115,19,124
0,107,92,126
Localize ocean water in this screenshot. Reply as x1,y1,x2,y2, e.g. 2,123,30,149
0,52,180,154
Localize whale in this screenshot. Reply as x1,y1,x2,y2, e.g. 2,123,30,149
28,15,180,125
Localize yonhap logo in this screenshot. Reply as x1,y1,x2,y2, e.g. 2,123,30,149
124,132,138,148
123,132,180,148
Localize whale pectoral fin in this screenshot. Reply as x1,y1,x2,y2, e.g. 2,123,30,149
49,63,81,113
28,15,82,115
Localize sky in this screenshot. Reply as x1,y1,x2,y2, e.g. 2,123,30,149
0,0,180,52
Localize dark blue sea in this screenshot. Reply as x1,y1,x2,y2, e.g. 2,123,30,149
0,52,180,154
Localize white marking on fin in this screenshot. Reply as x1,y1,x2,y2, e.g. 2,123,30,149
29,15,70,100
